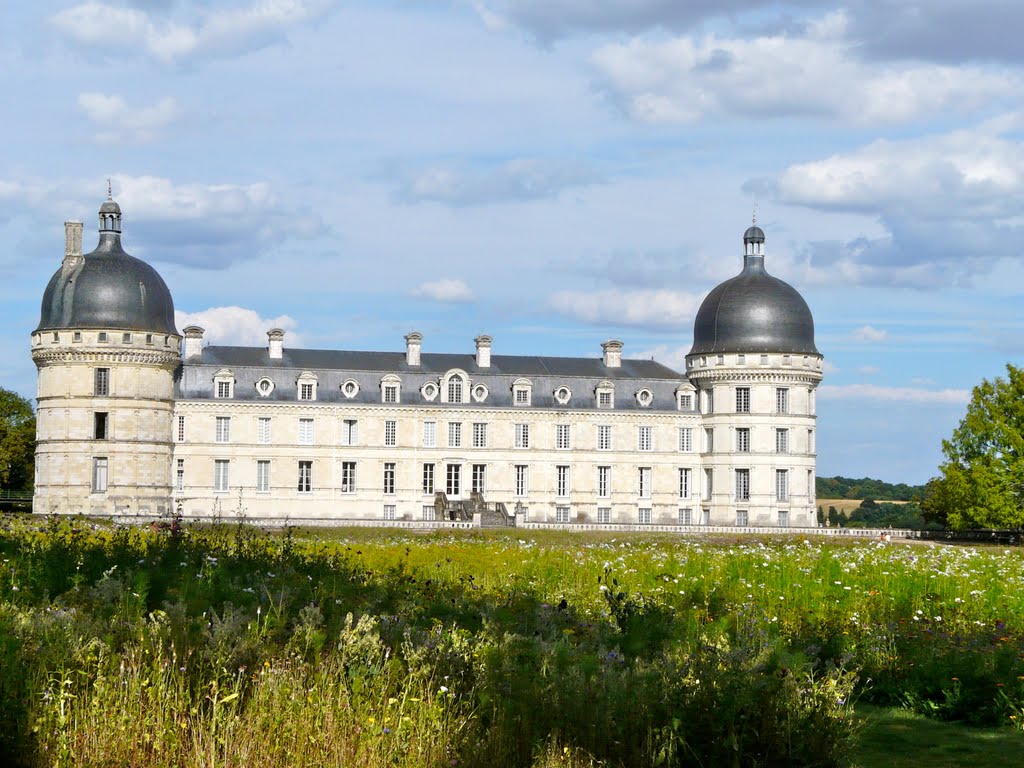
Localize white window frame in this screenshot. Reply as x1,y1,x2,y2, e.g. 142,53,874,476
736,509,749,527
471,383,488,403
512,379,532,407
776,387,790,414
342,419,358,446
385,419,397,447
448,421,462,448
778,510,789,527
704,428,714,453
638,508,652,525
176,415,185,442
256,377,275,397
298,418,314,446
175,458,184,492
679,468,691,499
257,460,270,493
556,506,570,523
471,463,486,494
556,465,570,497
383,505,396,521
381,374,401,404
446,463,461,496
637,426,653,452
383,462,396,495
598,466,610,498
216,379,233,399
341,379,360,399
678,507,692,526
215,416,231,444
214,459,230,493
422,463,434,495
472,422,487,449
735,387,750,413
678,427,692,452
677,392,693,411
735,468,751,502
95,367,110,396
298,460,312,493
776,428,789,454
515,464,528,497
556,424,571,450
635,388,654,407
554,386,571,405
597,425,612,451
92,457,108,493
596,382,614,410
776,469,789,502
515,423,530,449
638,467,652,499
736,428,750,453
421,382,438,401
423,420,436,448
597,507,611,524
257,417,271,445
443,371,468,404
341,461,356,493
297,372,318,402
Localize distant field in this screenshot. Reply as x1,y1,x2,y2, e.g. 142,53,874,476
819,498,911,514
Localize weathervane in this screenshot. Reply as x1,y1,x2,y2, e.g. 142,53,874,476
106,178,112,200
752,202,758,226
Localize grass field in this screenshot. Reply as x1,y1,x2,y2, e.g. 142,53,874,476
1,517,1022,767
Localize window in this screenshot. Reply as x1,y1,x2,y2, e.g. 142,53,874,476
513,381,531,406
635,389,653,407
145,334,153,345
94,368,110,396
341,462,356,493
736,428,750,453
383,462,396,495
515,465,528,497
257,460,270,493
556,424,571,450
638,508,652,524
808,429,814,454
472,464,486,494
598,466,610,498
735,387,750,413
177,415,185,442
447,377,463,404
735,469,750,501
472,384,488,403
122,332,132,344
423,421,436,448
704,428,714,453
422,463,434,495
515,423,530,449
704,389,714,414
809,470,815,501
175,459,184,492
383,505,396,520
737,354,746,365
339,419,357,446
638,467,652,498
97,332,107,343
782,354,791,366
92,457,108,492
300,382,315,401
554,386,571,405
597,389,613,409
776,388,789,414
716,354,724,365
214,460,230,492
385,420,397,447
473,422,487,448
736,509,749,527
297,461,312,493
678,393,692,411
776,429,789,454
446,464,461,496
73,331,82,343
778,510,790,527
421,382,438,401
776,469,789,501
556,465,570,497
597,425,611,451
760,354,769,365
383,382,399,404
597,507,611,524
216,380,232,399
341,379,359,399
298,418,314,445
704,469,713,500
258,417,271,445
679,468,691,499
637,426,652,452
678,508,692,526
256,378,274,397
809,388,816,415
448,422,462,448
216,417,231,443
422,505,436,521
678,427,692,452
556,506,570,523
94,412,108,440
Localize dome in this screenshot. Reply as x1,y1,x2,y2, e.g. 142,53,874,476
690,227,817,355
36,201,178,335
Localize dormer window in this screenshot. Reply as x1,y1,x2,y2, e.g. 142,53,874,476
512,379,532,407
442,370,469,404
341,379,360,399
676,390,694,411
595,381,614,409
256,377,275,397
421,382,438,401
471,383,488,403
553,386,571,405
214,370,234,399
297,372,318,401
381,374,401,404
636,388,654,407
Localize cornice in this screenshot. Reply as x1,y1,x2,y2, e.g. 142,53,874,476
32,348,181,368
687,369,823,385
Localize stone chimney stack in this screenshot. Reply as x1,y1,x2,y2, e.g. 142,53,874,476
183,326,205,359
405,331,422,366
62,221,83,270
602,339,623,368
475,334,492,368
268,328,285,360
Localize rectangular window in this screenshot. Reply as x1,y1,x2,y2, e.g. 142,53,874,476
299,382,314,401
783,354,791,366
809,388,816,415
678,393,692,411
515,465,528,497
598,390,613,409
704,428,714,453
556,424,571,450
778,510,789,527
215,416,231,443
637,426,653,452
384,420,397,447
258,417,271,445
473,422,487,448
98,331,108,343
94,412,108,440
73,331,82,343
597,507,611,524
760,354,769,365
422,421,436,448
776,469,789,502
341,461,356,493
448,422,462,448
94,368,110,396
736,509,749,527
422,505,436,521
298,461,312,493
383,383,399,403
92,457,108,492
214,459,230,492
716,354,724,365
257,460,270,493
177,415,185,442
556,506,570,523
638,467,652,498
678,507,692,526
807,429,814,454
638,508,652,525
342,419,358,446
737,354,746,365
216,380,231,399
678,427,692,452
122,332,132,344
776,428,789,454
704,468,713,500
598,466,610,498
472,464,486,494
446,464,461,496
515,423,530,449
776,387,790,414
556,465,569,497
678,468,691,499
597,425,611,451
736,428,750,453
298,418,314,445
809,470,815,501
175,458,184,492
422,463,435,495
705,389,714,414
447,378,463,404
514,387,530,406
735,387,750,413
735,468,750,501
383,462,396,495
383,505,396,520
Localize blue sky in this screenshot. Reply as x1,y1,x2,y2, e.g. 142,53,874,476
3,1,1023,485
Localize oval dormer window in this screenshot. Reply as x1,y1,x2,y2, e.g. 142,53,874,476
256,377,275,397
341,379,360,399
421,382,438,401
554,386,571,405
636,388,653,407
472,383,488,403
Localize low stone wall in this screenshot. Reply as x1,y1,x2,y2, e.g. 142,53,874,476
108,514,475,530
518,522,916,538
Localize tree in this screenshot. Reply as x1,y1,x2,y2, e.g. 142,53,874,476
0,388,35,492
924,364,1024,529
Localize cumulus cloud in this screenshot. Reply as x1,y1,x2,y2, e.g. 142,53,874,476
548,288,703,329
857,365,880,375
410,278,476,304
175,306,302,347
77,92,180,144
51,0,335,65
633,343,692,371
396,158,601,206
852,325,888,342
818,383,969,404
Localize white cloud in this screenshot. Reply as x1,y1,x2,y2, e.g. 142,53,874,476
818,383,969,404
822,359,840,374
51,0,335,65
410,278,475,304
174,306,302,347
77,92,181,144
857,365,881,375
633,343,691,371
548,288,703,328
852,325,888,342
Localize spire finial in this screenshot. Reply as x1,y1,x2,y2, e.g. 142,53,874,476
106,178,112,200
752,202,757,226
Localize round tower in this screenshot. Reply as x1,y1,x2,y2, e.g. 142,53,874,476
686,223,823,528
31,195,182,517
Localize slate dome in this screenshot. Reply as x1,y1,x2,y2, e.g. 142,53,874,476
690,225,817,355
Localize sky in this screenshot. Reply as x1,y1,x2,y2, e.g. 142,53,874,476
2,1,1023,485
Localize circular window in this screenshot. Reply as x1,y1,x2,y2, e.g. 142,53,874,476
341,379,360,399
421,382,438,401
256,377,275,396
472,384,488,403
554,386,571,405
636,388,653,407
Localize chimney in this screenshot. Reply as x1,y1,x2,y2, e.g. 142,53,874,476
62,221,83,270
268,328,285,360
405,331,422,366
183,326,205,359
602,339,623,368
474,334,492,368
